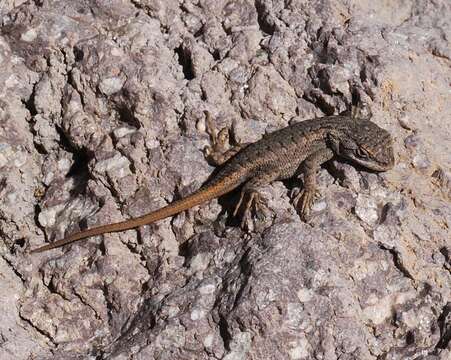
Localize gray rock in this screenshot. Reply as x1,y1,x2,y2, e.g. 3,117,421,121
0,0,450,359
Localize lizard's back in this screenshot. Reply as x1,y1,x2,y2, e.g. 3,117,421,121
212,115,351,184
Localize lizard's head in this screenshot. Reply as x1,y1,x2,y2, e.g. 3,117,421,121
328,119,395,171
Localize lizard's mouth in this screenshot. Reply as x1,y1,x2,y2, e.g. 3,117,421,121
346,153,395,172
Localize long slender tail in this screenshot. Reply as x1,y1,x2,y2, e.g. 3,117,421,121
30,177,239,254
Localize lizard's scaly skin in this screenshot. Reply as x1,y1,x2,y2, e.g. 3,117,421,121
30,115,394,253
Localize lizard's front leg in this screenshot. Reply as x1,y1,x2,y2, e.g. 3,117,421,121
293,148,334,219
203,111,249,166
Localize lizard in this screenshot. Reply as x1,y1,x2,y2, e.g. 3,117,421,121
30,112,395,253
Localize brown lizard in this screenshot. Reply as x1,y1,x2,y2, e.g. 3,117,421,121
30,113,394,253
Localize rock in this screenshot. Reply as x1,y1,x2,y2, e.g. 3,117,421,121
354,194,379,225
1,0,450,358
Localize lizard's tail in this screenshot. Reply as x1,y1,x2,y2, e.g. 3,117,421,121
30,177,239,254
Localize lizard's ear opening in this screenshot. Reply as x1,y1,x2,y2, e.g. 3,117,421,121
327,133,341,154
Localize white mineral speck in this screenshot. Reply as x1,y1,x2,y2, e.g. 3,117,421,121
296,288,313,302
38,208,57,228
113,127,136,139
198,283,216,295
190,253,210,272
99,76,125,95
190,308,205,320
21,29,38,42
203,333,214,347
355,194,379,225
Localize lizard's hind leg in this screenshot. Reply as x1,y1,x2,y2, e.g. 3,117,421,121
203,111,249,166
234,170,279,231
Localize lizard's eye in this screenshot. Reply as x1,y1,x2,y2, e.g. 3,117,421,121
356,148,368,159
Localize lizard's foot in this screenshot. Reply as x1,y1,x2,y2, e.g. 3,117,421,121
292,188,320,220
203,111,230,166
233,190,270,231
203,111,249,166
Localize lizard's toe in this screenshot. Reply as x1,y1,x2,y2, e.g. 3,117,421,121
253,195,270,221
235,191,271,231
291,188,303,208
294,189,320,220
240,211,254,232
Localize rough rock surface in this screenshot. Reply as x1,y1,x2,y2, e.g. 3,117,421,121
0,0,450,359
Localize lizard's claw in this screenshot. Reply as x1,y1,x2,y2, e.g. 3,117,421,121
234,191,270,231
292,188,320,220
